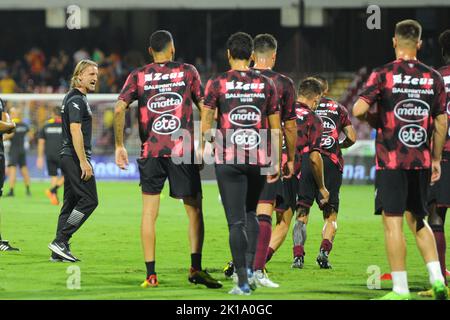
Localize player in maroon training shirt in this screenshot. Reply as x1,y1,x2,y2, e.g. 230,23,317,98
264,78,330,266
420,29,450,297
201,32,281,295
241,33,297,288
353,20,448,300
114,30,221,289
292,76,356,269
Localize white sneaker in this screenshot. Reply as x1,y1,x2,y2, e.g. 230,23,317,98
254,270,279,288
248,272,258,290
231,272,238,284
228,285,251,295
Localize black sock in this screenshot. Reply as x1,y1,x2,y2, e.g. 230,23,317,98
8,188,13,194
145,261,156,277
191,253,202,271
0,233,2,241
51,186,58,194
26,186,30,192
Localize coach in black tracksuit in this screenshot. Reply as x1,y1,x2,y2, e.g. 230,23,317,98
48,60,99,262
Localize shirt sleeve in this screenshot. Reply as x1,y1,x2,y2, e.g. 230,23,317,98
203,78,219,110
266,79,279,116
310,114,324,152
67,97,85,124
339,104,352,128
281,78,297,121
359,69,381,109
118,70,138,104
189,65,204,105
432,74,447,118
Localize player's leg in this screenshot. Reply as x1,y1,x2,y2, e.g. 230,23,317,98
0,155,19,251
267,208,294,262
137,157,166,288
428,206,447,285
405,170,447,299
46,158,61,205
6,164,16,196
292,208,309,268
316,157,342,269
375,169,411,300
248,168,272,287
169,162,222,289
216,164,251,295
50,156,98,261
20,165,31,196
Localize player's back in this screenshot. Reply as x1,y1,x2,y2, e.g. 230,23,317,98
360,59,446,170
119,61,202,159
10,122,29,153
204,69,278,166
42,118,63,157
294,102,323,173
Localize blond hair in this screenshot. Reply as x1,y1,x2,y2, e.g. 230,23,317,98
70,59,98,88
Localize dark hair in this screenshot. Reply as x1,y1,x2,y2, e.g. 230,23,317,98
227,32,253,60
53,106,61,116
298,78,323,99
254,34,277,53
439,29,450,59
395,20,422,44
312,75,328,92
149,30,173,52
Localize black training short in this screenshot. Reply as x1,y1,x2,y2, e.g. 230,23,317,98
375,169,431,218
137,157,202,199
258,179,281,205
274,176,298,213
297,154,342,213
8,151,26,167
46,154,62,177
0,155,5,197
428,160,450,208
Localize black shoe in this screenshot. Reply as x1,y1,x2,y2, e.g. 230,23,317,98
189,268,223,289
48,240,78,262
223,261,235,279
0,240,20,251
291,256,304,269
316,250,332,269
49,252,74,263
6,190,14,197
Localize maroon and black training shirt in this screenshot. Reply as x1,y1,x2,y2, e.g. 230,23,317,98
204,69,279,166
119,61,203,159
360,59,447,170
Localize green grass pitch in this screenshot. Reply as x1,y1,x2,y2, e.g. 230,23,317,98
0,181,446,300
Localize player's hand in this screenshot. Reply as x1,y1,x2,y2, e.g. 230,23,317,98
115,146,129,170
431,159,441,185
267,164,280,184
5,115,15,133
36,157,44,170
80,160,93,181
318,187,330,207
283,161,294,179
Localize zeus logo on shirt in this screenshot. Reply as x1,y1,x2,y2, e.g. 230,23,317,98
393,74,434,86
226,81,265,91
145,72,184,82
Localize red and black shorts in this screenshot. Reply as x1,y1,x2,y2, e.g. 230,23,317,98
274,175,299,213
375,169,430,218
137,157,202,199
297,154,342,213
428,160,450,208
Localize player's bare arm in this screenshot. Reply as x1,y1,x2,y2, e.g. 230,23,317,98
431,114,448,183
340,125,357,149
70,122,92,181
200,106,216,161
283,119,297,178
113,99,129,170
268,113,282,183
309,150,329,205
